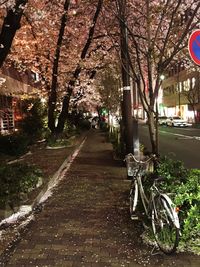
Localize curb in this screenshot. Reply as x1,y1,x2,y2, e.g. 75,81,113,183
0,134,87,262
32,136,86,208
0,135,87,228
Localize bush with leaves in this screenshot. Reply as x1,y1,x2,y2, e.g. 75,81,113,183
0,163,43,210
20,98,47,140
0,133,29,156
45,119,79,147
156,157,200,254
109,127,124,158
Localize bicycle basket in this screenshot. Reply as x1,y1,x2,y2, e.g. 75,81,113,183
125,154,138,177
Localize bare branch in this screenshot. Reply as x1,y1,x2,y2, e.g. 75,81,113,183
161,1,200,70
0,0,9,6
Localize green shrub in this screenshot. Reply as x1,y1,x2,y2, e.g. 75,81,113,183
0,163,42,209
20,98,47,140
0,134,29,156
63,121,78,136
46,123,78,147
156,156,188,186
156,157,200,253
46,137,71,147
109,128,124,158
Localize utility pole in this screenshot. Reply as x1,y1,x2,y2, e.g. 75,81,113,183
119,1,133,155
177,63,181,117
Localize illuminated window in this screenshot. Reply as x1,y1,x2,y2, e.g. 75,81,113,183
183,79,190,91
31,71,39,82
179,82,182,92
191,77,196,89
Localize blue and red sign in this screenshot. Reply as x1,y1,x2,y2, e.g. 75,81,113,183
188,30,200,66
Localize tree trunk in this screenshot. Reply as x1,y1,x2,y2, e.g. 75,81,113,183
0,0,28,67
118,0,133,155
147,110,157,154
192,106,197,124
56,0,103,133
56,66,81,133
48,0,70,133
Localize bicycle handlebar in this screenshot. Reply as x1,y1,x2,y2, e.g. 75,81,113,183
125,153,157,165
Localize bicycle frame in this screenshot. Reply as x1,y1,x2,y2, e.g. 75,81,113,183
132,170,180,228
128,153,181,254
131,165,155,217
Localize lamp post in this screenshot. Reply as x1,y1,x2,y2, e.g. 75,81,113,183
159,74,165,116
177,64,181,116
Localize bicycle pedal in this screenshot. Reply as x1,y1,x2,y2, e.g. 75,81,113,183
131,214,139,220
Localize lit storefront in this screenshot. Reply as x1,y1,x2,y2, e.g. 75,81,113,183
161,68,200,123
0,70,40,134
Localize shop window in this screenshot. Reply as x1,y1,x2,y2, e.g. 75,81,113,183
0,109,14,133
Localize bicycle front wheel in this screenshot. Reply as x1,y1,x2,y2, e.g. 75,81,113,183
129,180,138,216
152,195,180,254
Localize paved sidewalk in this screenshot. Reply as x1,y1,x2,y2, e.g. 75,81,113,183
1,130,199,267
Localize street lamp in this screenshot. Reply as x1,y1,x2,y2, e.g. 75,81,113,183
160,74,165,81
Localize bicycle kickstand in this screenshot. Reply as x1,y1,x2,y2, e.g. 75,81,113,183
151,244,162,256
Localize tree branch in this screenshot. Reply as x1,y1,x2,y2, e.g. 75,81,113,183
0,0,28,67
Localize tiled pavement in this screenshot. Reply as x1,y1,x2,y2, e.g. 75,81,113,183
0,130,199,267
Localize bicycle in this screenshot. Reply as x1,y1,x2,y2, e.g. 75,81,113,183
125,153,180,254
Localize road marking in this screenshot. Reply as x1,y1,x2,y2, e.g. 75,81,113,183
159,130,200,141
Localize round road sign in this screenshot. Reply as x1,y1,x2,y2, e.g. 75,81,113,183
188,29,200,66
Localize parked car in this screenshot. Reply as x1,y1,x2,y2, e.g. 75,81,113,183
158,116,168,125
166,116,191,127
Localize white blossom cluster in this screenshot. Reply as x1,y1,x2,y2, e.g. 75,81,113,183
0,0,16,9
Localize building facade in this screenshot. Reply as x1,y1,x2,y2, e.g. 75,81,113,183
161,67,200,123
0,67,40,134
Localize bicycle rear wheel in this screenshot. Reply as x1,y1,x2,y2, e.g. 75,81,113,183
152,195,180,254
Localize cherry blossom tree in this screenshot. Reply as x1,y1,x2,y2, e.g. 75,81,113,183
55,0,104,134
96,64,121,115
1,0,118,135
2,0,199,152
115,0,200,154
0,0,28,67
47,0,70,133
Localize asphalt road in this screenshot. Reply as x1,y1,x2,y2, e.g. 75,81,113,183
138,124,200,169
